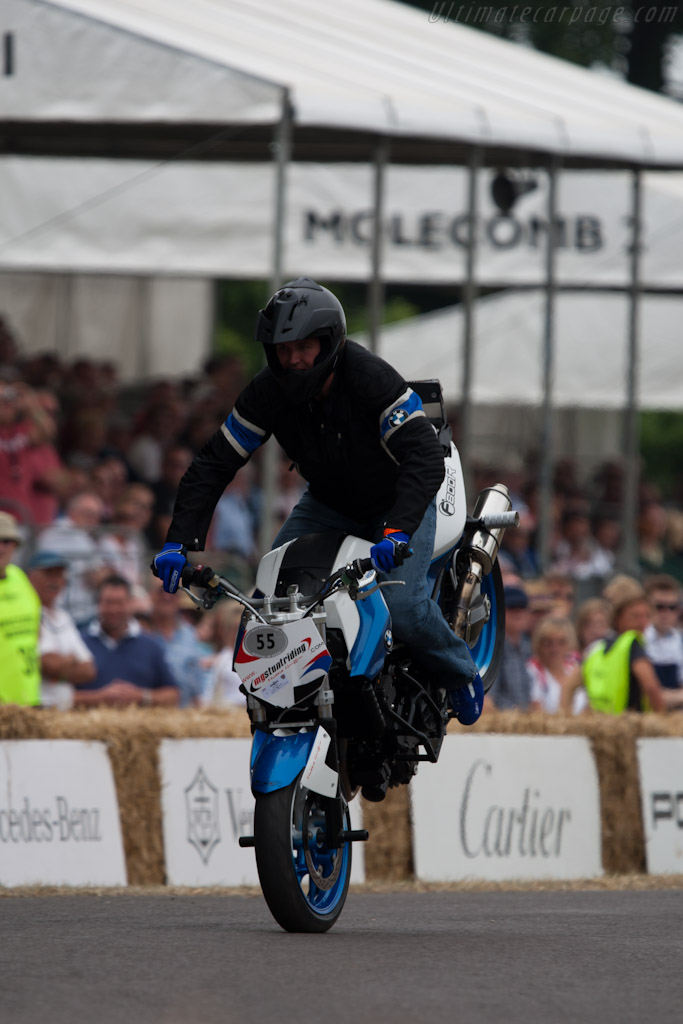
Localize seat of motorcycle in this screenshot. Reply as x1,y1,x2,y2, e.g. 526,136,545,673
407,379,446,428
274,531,348,598
407,379,452,453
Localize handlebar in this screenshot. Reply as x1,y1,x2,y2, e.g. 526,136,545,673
181,563,220,589
344,556,376,580
168,554,379,619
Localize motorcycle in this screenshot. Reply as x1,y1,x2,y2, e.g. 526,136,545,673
179,381,518,932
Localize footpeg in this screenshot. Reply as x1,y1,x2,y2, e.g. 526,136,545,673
339,829,369,843
238,835,255,847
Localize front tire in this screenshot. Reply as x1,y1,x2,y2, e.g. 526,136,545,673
254,772,352,933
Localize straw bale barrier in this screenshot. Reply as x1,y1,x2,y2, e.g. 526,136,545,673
2,706,683,883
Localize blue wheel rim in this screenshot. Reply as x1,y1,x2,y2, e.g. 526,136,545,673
470,570,498,680
291,791,350,915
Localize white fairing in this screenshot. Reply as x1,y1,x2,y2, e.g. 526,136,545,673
324,536,375,665
255,540,295,595
302,726,339,797
433,443,467,559
255,535,375,669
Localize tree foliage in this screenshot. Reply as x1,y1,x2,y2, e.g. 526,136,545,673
640,410,683,501
403,0,683,91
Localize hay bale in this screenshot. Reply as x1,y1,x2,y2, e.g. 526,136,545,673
5,705,683,884
362,786,413,881
0,706,51,739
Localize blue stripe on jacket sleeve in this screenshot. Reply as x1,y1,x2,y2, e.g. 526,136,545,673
380,390,423,439
224,413,264,455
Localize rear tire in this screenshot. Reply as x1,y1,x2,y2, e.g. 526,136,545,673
254,772,352,933
469,560,505,693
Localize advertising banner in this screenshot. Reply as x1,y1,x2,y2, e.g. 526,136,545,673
637,738,683,875
0,740,127,887
3,157,682,286
159,738,365,887
411,735,602,882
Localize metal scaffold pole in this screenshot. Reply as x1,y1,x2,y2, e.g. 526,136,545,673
460,147,481,503
258,90,292,557
537,158,560,574
619,169,644,576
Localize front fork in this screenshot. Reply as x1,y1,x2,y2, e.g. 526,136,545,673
318,696,343,850
247,685,365,850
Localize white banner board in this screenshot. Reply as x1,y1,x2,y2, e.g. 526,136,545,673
159,738,364,887
3,157,683,286
411,735,602,882
637,738,683,875
0,740,127,887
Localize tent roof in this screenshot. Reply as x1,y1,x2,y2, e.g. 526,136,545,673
5,0,683,168
358,289,683,411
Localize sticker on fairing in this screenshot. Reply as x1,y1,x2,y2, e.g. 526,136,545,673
259,672,290,702
302,726,338,797
234,618,332,708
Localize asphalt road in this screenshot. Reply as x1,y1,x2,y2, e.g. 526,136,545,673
3,888,683,1024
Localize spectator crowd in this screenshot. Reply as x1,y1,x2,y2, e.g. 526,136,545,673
1,312,683,715
491,570,683,716
0,314,280,710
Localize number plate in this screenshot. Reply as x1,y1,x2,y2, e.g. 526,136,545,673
242,626,288,658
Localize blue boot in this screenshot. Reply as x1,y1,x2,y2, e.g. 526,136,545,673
450,673,484,725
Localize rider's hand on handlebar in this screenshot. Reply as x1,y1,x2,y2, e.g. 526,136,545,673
370,530,411,572
152,542,188,594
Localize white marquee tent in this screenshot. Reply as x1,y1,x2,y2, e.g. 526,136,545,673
5,0,683,563
358,289,683,412
6,0,683,310
3,0,683,380
7,0,683,167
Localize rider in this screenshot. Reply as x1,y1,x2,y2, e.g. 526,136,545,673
153,278,483,724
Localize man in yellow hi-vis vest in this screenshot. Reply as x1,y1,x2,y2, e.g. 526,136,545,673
563,584,675,714
0,512,41,706
582,629,655,714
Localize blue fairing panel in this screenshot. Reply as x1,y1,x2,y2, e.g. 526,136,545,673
250,730,317,794
349,588,390,679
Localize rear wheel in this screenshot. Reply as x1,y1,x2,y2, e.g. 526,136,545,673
254,773,352,933
468,560,505,693
440,558,505,694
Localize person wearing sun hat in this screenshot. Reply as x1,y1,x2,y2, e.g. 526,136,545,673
0,511,41,705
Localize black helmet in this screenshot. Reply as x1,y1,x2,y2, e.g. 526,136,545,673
255,277,346,403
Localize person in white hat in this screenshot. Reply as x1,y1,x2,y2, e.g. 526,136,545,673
0,511,41,706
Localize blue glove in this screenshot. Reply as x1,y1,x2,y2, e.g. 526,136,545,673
370,530,411,572
153,542,188,594
450,672,484,725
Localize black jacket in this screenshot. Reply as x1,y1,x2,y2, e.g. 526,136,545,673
167,341,446,550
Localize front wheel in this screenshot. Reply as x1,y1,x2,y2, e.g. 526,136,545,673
254,772,352,933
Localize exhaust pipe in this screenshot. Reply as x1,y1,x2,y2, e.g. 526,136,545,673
451,484,517,643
